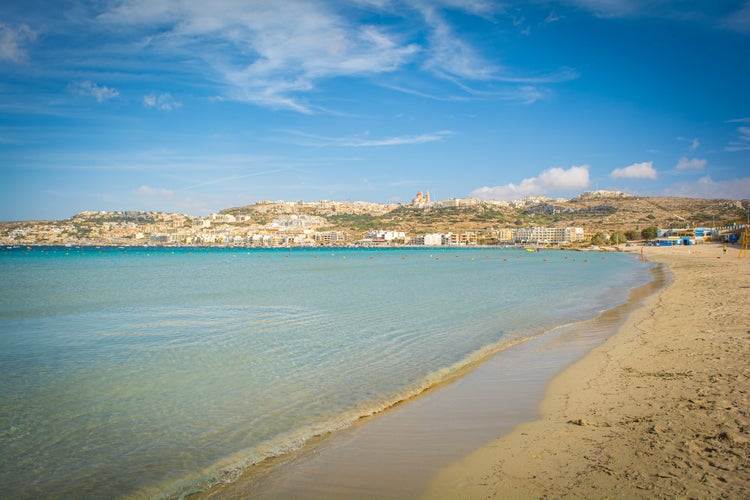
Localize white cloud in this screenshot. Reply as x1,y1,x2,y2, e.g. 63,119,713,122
675,157,706,170
135,185,174,197
664,176,750,199
470,165,590,200
94,1,569,112
144,93,182,111
0,23,36,63
418,5,498,81
610,161,657,179
100,0,421,113
72,81,120,102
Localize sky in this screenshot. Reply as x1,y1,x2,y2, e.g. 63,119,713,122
1,0,750,221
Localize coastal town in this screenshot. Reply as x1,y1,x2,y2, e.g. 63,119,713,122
2,190,748,248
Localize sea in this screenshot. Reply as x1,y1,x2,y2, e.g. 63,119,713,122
0,246,654,498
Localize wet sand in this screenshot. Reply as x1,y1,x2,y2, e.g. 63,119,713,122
199,253,660,499
424,242,750,498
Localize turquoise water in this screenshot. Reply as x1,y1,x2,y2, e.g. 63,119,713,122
0,246,652,497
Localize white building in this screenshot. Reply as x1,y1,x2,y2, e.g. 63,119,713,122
413,233,444,246
366,230,406,241
510,227,585,244
209,213,237,223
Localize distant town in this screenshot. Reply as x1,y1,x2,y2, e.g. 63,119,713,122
2,190,748,248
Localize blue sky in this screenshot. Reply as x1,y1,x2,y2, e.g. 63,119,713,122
1,0,749,221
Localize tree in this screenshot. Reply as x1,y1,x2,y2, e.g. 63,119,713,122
611,231,627,245
641,226,658,240
591,232,607,245
625,229,639,241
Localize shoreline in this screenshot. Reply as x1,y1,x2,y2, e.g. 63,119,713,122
423,242,750,498
195,252,659,498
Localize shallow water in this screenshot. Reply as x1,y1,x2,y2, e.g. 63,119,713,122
222,265,664,499
0,246,653,497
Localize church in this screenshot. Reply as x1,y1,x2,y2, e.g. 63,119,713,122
412,190,431,207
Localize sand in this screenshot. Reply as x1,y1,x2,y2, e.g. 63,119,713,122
424,242,750,499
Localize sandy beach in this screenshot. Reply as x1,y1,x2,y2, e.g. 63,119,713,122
424,242,750,499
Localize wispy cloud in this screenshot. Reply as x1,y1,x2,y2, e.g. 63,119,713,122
87,0,574,112
560,0,645,18
98,0,422,113
677,136,700,150
470,165,590,200
275,129,454,147
722,1,750,34
0,23,37,63
181,169,292,191
560,0,750,33
134,185,174,198
418,4,499,81
144,93,182,111
675,157,706,170
726,125,750,151
610,161,657,179
71,81,120,103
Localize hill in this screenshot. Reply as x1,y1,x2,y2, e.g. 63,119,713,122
220,196,748,235
2,195,748,246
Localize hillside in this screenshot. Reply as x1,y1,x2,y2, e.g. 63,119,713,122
222,196,747,235
2,195,747,246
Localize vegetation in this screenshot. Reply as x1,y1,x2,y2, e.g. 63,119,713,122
610,231,628,245
591,232,607,245
641,226,658,240
325,213,379,232
625,229,640,240
3,196,747,246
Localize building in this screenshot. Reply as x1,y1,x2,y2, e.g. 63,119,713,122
412,233,444,246
314,231,348,245
412,190,431,208
499,227,585,245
